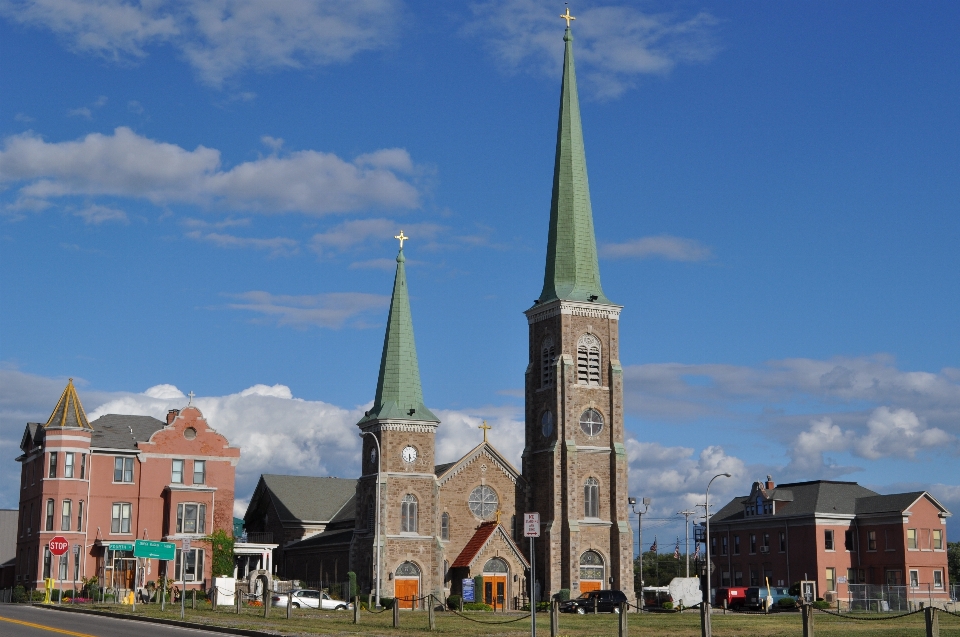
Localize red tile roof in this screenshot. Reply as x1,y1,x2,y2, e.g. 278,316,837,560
451,522,499,568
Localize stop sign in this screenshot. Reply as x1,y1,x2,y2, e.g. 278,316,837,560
49,536,69,556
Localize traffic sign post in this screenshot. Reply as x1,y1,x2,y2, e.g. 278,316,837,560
132,540,176,612
181,538,191,618
524,513,540,637
49,537,69,606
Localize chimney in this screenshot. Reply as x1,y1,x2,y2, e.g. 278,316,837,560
166,409,180,425
766,475,775,490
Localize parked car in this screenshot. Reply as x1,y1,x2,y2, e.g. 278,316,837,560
716,587,748,609
743,586,795,610
560,590,628,614
270,589,353,610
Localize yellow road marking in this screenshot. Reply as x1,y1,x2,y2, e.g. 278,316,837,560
0,615,99,637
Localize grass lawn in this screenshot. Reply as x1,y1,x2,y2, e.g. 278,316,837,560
69,603,960,637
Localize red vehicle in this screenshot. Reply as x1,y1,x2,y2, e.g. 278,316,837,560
715,587,748,609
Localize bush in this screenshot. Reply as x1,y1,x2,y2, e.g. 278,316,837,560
662,602,674,610
788,582,801,596
553,589,571,602
447,594,461,609
778,597,797,609
210,529,235,578
348,571,358,600
12,586,26,603
463,602,493,611
379,597,394,610
811,600,830,610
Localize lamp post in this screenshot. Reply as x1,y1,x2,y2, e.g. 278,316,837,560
629,497,650,598
704,473,731,637
359,431,382,609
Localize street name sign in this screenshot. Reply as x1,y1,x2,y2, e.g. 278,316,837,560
109,543,134,552
49,536,69,556
523,512,540,537
134,539,176,561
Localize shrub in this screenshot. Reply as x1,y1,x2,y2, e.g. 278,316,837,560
447,594,461,609
553,589,571,602
379,597,394,610
788,582,802,596
463,602,492,611
812,600,831,610
12,586,26,603
662,602,674,610
778,597,797,609
209,529,235,578
348,571,358,600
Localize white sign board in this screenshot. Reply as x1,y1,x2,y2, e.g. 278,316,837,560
524,512,541,537
183,538,191,552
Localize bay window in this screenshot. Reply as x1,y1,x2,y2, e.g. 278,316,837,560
177,503,206,534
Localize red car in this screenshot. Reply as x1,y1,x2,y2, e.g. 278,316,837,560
715,587,748,609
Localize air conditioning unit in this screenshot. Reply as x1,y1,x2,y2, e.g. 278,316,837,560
759,546,770,554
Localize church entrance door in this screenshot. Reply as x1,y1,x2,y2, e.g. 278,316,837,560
483,577,506,609
395,578,419,609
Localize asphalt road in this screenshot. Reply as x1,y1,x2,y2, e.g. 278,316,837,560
0,605,232,637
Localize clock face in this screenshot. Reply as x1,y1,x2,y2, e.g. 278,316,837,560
541,411,554,438
401,445,418,463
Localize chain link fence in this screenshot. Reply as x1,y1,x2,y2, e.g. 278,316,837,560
848,583,954,611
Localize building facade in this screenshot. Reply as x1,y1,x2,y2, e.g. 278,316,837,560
707,477,952,603
14,381,240,593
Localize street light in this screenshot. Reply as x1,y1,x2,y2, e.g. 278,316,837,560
359,431,382,609
704,473,731,637
629,497,651,597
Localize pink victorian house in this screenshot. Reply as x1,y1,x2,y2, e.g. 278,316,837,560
14,380,240,594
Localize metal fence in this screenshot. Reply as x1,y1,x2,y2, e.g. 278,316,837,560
951,584,959,602
847,583,953,611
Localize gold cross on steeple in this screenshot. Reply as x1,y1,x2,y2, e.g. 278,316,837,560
479,420,491,442
395,230,408,249
560,6,576,27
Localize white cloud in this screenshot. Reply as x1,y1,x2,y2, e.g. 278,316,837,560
74,203,128,224
14,113,36,123
601,235,711,261
0,127,422,215
67,106,92,119
223,290,390,329
1,0,399,86
465,0,719,99
185,230,299,256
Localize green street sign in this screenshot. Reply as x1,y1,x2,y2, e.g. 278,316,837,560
109,543,134,552
133,539,177,561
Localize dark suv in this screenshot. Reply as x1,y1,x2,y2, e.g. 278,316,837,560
560,590,628,614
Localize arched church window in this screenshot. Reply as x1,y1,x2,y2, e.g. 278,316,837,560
468,485,499,520
579,408,604,437
541,410,554,438
579,550,605,582
482,557,509,573
584,477,599,518
576,335,601,386
541,336,556,387
366,501,374,532
401,494,418,533
441,512,449,540
396,561,420,577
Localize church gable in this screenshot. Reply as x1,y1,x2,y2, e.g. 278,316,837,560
437,442,523,488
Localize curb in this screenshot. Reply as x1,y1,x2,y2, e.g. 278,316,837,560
34,603,285,637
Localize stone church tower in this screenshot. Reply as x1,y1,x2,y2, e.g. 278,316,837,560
522,24,634,599
351,243,442,601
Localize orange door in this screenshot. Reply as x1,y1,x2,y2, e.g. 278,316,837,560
483,576,507,609
395,579,419,609
580,580,602,594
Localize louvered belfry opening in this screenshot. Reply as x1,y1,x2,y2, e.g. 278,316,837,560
576,334,601,385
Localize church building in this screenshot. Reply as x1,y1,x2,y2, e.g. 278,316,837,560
256,16,635,607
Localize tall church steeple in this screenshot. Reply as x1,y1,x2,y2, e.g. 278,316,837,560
539,25,610,306
358,247,438,425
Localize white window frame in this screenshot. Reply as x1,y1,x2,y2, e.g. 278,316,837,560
932,529,943,550
583,477,599,518
440,512,449,540
907,528,917,550
193,460,206,485
61,499,72,532
114,457,134,483
77,500,83,532
172,459,184,484
401,494,418,533
48,452,58,479
176,502,207,534
111,502,132,534
824,529,835,551
933,570,943,588
64,452,75,478
45,499,55,531
909,569,919,589
174,548,205,582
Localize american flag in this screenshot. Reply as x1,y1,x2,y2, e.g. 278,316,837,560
674,538,681,559
650,537,658,553
693,542,701,560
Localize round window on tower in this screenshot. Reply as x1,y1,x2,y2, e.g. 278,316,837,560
541,411,554,438
468,485,499,519
579,408,604,437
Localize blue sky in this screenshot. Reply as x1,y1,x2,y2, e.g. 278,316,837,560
1,0,958,545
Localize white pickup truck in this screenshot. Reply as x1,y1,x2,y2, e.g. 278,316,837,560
270,589,353,610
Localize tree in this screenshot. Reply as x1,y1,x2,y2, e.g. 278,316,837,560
948,542,960,586
208,529,235,578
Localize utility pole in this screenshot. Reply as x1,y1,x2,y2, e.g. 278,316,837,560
678,510,696,578
629,497,651,596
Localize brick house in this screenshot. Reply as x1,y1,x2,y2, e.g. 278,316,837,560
707,477,951,603
14,380,240,593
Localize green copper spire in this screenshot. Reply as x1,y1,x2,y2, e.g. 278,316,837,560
538,26,611,305
358,248,438,425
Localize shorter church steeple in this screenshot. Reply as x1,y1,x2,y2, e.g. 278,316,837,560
45,378,92,429
358,243,438,425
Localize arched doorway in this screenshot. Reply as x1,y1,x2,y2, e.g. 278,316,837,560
394,561,420,609
579,550,605,593
482,557,509,610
